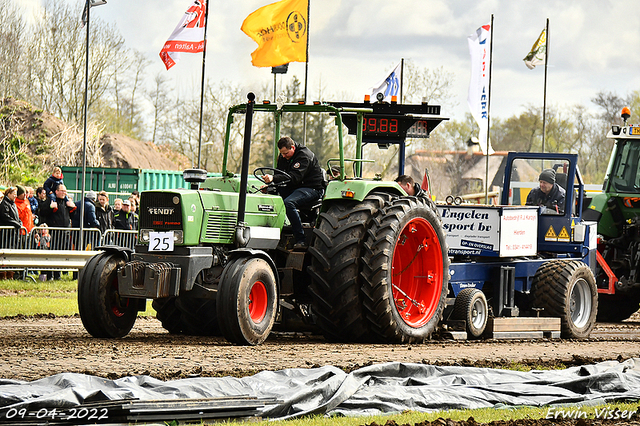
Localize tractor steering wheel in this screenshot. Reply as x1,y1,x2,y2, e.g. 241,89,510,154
253,167,292,187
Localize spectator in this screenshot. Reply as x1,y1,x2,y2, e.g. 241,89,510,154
113,199,138,230
36,224,51,249
0,187,22,229
327,165,341,180
34,187,47,225
26,186,38,214
14,185,33,233
128,196,137,214
43,167,66,204
113,198,123,212
395,175,425,198
95,191,113,233
72,190,100,229
131,190,140,205
39,184,76,228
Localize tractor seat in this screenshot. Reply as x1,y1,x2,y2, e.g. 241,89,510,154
299,197,323,225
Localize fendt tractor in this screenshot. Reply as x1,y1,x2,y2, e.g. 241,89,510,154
585,108,640,322
78,93,600,345
78,93,452,345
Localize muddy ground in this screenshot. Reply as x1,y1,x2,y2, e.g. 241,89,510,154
1,315,639,382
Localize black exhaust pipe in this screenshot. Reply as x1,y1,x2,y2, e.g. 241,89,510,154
235,92,255,247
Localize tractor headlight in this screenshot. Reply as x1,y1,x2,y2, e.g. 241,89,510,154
140,229,184,244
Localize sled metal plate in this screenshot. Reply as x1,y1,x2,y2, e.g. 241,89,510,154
441,330,468,340
490,331,544,339
488,317,561,332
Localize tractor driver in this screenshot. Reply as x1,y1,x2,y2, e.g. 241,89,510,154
525,168,566,214
262,136,325,249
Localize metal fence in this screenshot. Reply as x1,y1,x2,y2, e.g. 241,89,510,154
0,226,136,251
0,226,138,274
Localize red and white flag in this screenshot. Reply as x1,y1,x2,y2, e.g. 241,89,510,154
159,0,207,70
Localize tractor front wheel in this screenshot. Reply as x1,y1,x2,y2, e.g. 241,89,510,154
78,252,138,338
217,257,277,345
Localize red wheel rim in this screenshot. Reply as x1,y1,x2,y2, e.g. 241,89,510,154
109,279,129,317
248,281,268,323
391,217,444,328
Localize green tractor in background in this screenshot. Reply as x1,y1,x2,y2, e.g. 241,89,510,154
585,108,640,321
78,93,450,345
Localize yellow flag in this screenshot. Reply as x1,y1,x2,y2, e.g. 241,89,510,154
241,0,308,67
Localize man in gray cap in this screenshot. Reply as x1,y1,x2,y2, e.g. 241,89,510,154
72,190,100,229
525,168,566,214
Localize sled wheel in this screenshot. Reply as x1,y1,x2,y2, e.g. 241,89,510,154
532,259,597,339
217,257,277,345
78,252,137,338
452,288,488,338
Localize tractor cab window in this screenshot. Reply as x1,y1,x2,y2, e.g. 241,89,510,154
610,141,640,194
507,158,570,215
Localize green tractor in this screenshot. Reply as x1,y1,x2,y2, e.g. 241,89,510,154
78,93,450,345
585,108,640,321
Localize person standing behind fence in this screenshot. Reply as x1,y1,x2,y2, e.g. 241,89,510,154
95,191,113,233
0,187,22,230
113,198,123,213
113,199,138,230
27,186,38,215
14,185,33,234
34,187,47,226
39,184,76,228
72,190,100,228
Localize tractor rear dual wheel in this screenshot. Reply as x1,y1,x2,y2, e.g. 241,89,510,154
308,193,393,342
531,259,597,339
361,197,450,343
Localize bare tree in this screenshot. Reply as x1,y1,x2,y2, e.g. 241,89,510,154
403,60,456,109
149,72,171,144
0,0,26,99
26,0,125,124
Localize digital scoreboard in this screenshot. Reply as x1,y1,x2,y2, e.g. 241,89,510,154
328,101,447,144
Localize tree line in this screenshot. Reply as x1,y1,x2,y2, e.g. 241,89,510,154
0,0,638,186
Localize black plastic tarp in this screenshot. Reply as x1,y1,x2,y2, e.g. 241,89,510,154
1,359,640,421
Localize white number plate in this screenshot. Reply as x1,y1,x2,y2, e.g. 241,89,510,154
149,231,174,252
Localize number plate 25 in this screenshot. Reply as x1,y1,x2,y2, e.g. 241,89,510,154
149,231,174,252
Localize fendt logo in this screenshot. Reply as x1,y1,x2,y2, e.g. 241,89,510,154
148,207,175,215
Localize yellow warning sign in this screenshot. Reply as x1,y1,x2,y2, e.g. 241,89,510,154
558,226,570,241
545,225,557,241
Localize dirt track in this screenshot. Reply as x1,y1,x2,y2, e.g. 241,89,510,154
1,315,640,382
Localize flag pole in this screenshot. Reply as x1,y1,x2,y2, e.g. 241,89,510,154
400,57,404,103
196,0,210,169
302,0,310,145
541,17,549,153
484,14,494,205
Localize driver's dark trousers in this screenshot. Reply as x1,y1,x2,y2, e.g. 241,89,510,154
278,187,323,243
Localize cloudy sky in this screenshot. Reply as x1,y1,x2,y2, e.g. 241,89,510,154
24,0,640,122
